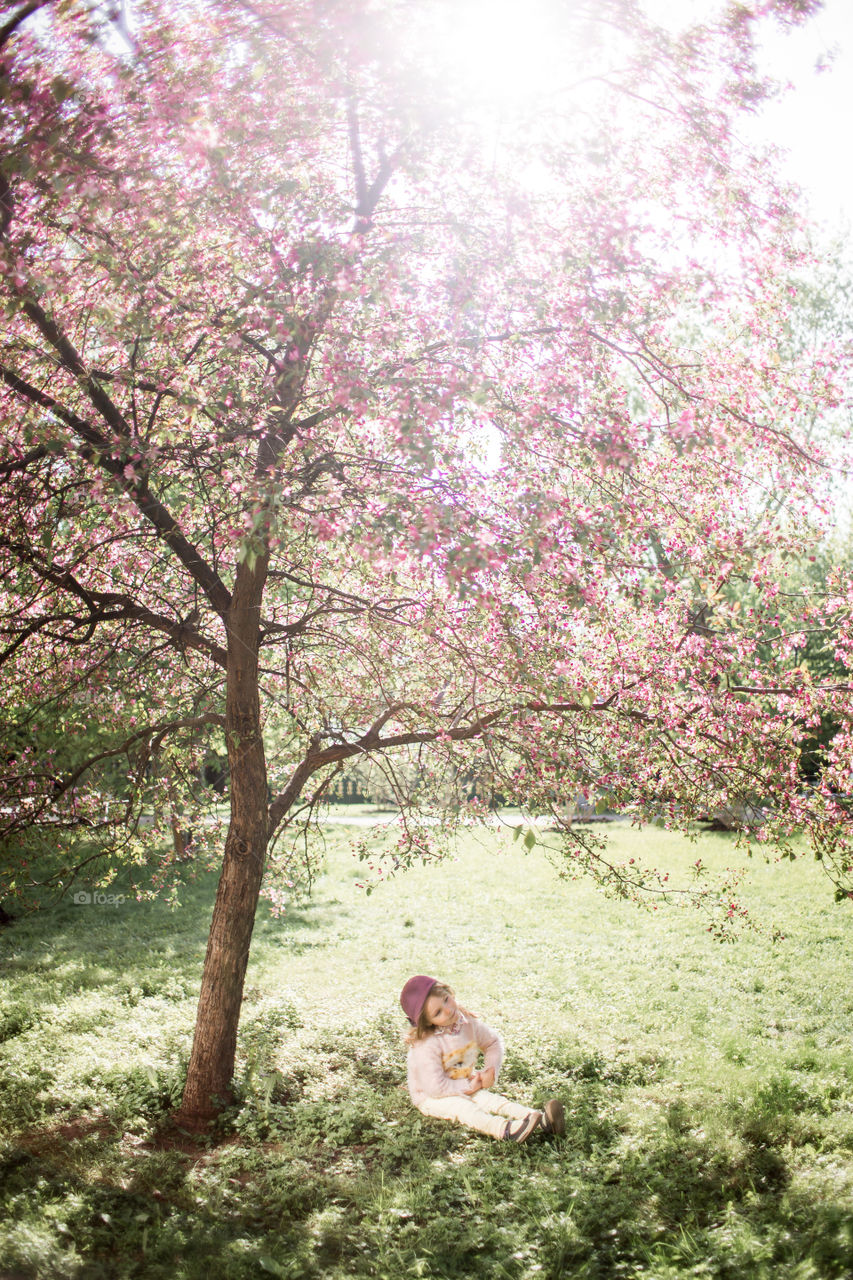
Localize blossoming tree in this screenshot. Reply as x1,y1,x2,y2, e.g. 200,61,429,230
1,0,850,1121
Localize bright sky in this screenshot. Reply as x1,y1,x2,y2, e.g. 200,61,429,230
642,0,853,530
644,0,853,230
754,0,853,229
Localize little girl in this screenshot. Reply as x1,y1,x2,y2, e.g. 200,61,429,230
400,974,565,1143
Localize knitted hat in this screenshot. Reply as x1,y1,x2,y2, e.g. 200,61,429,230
400,974,437,1026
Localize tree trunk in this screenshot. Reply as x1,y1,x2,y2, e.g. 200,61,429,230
177,557,270,1124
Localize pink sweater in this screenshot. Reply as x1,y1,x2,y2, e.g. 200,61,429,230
406,1012,504,1105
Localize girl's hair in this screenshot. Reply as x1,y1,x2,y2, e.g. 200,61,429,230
404,981,454,1045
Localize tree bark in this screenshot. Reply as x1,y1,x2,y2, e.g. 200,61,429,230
176,555,270,1123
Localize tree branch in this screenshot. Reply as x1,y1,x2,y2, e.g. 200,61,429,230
0,359,232,618
0,0,51,52
0,548,228,668
47,715,225,806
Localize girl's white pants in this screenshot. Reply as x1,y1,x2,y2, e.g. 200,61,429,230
415,1088,537,1139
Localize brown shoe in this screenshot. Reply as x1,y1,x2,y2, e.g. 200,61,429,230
504,1111,543,1143
542,1099,565,1137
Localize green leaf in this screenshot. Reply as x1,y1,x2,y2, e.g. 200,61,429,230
524,829,536,850
258,1258,287,1277
51,76,75,103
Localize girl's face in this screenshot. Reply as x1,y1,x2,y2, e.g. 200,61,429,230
424,989,458,1028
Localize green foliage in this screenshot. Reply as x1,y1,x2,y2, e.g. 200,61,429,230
2,827,853,1277
0,999,37,1043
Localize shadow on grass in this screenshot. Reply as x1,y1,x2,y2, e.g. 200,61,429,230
3,835,853,1279
3,1050,853,1280
0,1131,324,1280
1,865,336,1008
0,865,340,1137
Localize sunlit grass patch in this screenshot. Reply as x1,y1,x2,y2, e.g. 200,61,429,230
2,823,853,1277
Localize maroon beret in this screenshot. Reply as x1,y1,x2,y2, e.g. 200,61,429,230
400,974,437,1025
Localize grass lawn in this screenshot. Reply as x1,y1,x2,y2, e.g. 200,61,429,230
2,821,853,1278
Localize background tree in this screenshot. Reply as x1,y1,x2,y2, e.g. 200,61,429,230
1,0,850,1122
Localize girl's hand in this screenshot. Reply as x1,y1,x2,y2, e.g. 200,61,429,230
463,1067,495,1094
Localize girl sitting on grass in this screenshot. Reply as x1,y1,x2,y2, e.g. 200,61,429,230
400,974,565,1144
